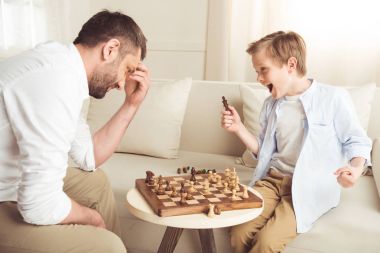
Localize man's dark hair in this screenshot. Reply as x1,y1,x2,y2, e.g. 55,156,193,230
74,10,147,60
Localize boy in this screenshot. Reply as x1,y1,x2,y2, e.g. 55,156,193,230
221,31,372,253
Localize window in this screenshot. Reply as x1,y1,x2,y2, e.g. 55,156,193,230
0,0,63,56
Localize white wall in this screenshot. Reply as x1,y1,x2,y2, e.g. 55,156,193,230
64,0,209,80
0,0,209,80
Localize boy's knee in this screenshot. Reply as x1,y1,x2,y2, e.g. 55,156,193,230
252,231,279,253
230,226,251,252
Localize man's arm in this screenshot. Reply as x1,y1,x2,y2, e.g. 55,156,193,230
59,198,105,228
92,63,150,167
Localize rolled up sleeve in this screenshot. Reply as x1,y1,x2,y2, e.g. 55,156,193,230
69,114,96,171
333,89,372,165
3,70,81,225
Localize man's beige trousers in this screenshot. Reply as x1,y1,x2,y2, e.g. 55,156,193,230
0,167,126,253
231,168,298,253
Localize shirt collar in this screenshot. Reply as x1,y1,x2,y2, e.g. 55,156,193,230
299,79,318,112
69,43,89,100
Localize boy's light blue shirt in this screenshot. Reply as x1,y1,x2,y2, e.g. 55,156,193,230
249,80,372,233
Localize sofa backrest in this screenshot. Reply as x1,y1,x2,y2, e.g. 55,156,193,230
176,80,380,156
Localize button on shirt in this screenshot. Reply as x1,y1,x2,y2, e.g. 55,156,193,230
0,42,95,225
250,80,372,233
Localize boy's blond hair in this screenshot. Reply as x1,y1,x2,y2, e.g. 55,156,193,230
246,31,307,76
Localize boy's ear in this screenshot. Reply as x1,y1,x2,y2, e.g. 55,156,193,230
101,38,121,63
287,57,297,73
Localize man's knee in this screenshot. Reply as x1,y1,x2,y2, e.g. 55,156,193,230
91,229,126,253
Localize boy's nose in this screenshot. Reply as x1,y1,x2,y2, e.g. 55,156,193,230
257,75,264,83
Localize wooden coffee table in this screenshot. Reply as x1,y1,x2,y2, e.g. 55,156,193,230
125,187,263,253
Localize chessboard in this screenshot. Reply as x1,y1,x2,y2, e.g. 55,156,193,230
135,170,263,217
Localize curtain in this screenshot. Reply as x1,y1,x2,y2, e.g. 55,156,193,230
205,0,380,86
0,0,73,57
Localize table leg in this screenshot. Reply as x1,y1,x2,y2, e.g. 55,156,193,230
198,229,217,253
157,226,184,253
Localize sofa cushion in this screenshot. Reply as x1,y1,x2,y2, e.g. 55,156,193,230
239,84,270,167
239,83,376,168
286,176,380,253
87,78,192,159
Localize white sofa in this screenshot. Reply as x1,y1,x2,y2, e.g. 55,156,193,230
86,80,380,253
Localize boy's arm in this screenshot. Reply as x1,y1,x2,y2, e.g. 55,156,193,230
221,106,259,155
333,89,372,187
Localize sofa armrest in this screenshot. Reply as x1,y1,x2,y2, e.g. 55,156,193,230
371,138,380,199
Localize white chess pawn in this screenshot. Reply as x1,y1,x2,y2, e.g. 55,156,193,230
188,181,196,193
235,176,240,191
242,185,249,199
208,170,213,181
216,175,223,186
225,168,231,177
203,179,210,194
231,189,239,200
223,182,229,193
208,204,215,217
231,167,237,179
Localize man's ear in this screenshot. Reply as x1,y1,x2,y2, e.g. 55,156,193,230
287,57,297,73
102,39,121,63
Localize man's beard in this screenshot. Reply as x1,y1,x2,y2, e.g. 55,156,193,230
89,62,119,99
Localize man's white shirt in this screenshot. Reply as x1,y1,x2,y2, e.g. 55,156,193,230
0,42,95,225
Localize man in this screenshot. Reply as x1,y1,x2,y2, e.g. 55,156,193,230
0,10,149,253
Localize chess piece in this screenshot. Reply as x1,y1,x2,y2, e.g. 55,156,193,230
146,170,155,185
211,172,218,184
235,176,240,191
231,167,237,179
225,168,231,178
242,185,249,199
216,175,223,186
208,204,215,218
207,170,213,182
231,189,239,200
177,168,181,174
170,186,178,197
190,167,197,182
165,183,171,191
222,96,232,113
180,191,187,204
158,175,164,185
154,183,159,193
188,181,196,193
180,182,186,193
223,182,229,193
157,181,165,195
182,166,188,173
214,205,221,215
186,192,193,200
203,179,210,194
